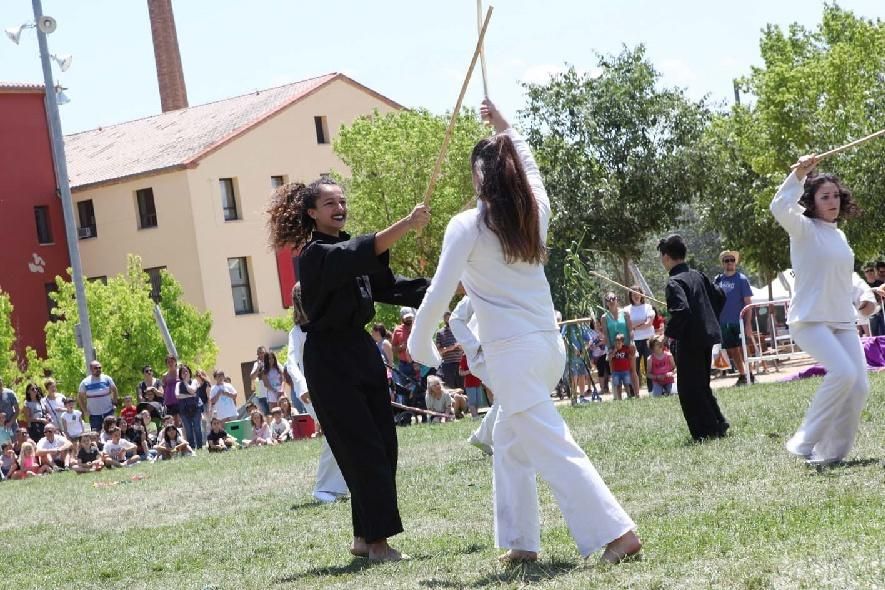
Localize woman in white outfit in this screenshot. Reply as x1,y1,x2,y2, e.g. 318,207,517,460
770,155,873,466
409,99,639,563
286,284,349,503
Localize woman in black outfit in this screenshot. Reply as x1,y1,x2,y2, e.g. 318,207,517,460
267,179,430,561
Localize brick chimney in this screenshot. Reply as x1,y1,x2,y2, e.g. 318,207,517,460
147,0,188,112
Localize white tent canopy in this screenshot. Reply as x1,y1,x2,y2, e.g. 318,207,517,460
750,270,794,303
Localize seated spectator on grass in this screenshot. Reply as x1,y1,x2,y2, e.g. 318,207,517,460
59,398,85,455
12,428,32,455
71,431,106,474
123,416,152,460
103,427,141,467
15,441,51,477
120,396,138,426
138,410,159,445
424,376,454,422
209,370,238,423
244,411,274,447
269,407,292,443
156,424,193,459
137,387,164,429
23,383,48,443
1,443,19,480
277,397,294,420
36,424,72,470
99,415,117,446
206,418,238,452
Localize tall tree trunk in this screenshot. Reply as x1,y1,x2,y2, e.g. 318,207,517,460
622,255,633,292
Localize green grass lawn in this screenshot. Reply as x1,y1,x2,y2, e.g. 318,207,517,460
1,374,882,590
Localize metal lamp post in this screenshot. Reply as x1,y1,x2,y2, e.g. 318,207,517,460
31,0,96,367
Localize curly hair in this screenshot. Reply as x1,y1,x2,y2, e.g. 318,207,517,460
266,178,339,249
471,134,546,265
798,173,860,221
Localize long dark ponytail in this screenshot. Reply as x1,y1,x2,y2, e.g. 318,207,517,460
471,133,546,264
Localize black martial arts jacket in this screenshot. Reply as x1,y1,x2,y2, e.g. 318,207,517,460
664,262,726,349
297,231,429,332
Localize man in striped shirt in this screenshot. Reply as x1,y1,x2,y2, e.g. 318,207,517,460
78,360,119,431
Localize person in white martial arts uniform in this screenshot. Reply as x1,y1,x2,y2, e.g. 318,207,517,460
770,155,874,466
286,284,349,503
409,99,640,564
448,295,497,455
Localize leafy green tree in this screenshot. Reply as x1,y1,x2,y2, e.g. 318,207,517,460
334,108,488,276
45,255,216,397
0,291,47,392
701,5,885,279
519,45,711,306
334,108,488,327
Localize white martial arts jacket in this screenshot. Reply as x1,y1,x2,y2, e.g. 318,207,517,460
409,128,558,366
770,172,856,327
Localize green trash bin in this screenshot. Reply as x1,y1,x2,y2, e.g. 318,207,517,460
225,419,253,444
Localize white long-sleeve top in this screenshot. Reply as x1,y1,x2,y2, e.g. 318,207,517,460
769,172,856,327
852,272,879,323
408,128,557,368
448,296,489,383
286,325,308,398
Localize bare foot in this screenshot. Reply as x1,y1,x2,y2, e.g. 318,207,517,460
600,530,642,564
350,536,369,558
498,549,538,563
367,540,410,561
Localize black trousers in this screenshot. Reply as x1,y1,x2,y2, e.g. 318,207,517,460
674,342,728,440
304,330,403,543
634,338,652,391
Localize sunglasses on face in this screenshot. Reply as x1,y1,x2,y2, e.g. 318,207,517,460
722,258,736,263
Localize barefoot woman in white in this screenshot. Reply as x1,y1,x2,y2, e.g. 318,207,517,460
409,99,640,563
770,155,872,466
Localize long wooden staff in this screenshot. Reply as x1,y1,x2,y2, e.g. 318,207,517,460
587,269,667,306
422,6,494,207
477,0,490,97
791,127,885,169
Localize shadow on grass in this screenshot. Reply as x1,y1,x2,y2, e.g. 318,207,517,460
288,497,349,511
273,558,378,583
808,457,881,473
418,557,579,588
275,554,433,584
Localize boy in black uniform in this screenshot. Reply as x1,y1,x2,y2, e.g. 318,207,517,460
267,179,430,561
657,234,730,441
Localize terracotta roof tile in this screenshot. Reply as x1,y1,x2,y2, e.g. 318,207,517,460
64,73,342,189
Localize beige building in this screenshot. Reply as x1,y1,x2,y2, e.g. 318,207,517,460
64,73,402,395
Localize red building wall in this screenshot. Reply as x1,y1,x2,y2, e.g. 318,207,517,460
0,88,71,358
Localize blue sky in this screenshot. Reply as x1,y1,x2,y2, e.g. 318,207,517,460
2,0,881,134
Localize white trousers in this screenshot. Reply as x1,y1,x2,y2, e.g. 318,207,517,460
305,401,349,497
472,401,499,448
485,331,635,556
788,323,870,462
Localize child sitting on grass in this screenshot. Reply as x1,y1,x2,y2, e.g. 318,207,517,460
269,407,292,443
157,424,194,459
103,427,141,467
648,336,676,397
206,418,238,452
71,431,106,473
244,411,274,447
14,441,52,478
1,443,18,480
